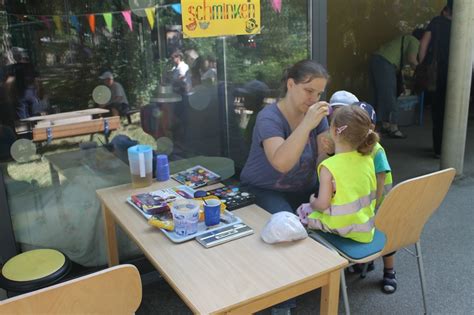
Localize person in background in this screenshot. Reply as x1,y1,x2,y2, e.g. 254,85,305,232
418,1,453,158
370,30,421,138
98,71,129,117
240,60,331,314
170,50,191,95
234,79,270,145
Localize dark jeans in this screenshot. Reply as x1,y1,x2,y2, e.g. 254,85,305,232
247,185,316,214
370,54,399,124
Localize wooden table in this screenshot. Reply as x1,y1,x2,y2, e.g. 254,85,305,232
21,108,109,126
20,109,120,143
97,180,347,314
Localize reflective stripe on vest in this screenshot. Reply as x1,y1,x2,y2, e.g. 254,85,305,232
320,191,377,216
309,217,375,235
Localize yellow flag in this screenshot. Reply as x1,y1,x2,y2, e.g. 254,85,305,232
53,15,62,34
145,7,156,29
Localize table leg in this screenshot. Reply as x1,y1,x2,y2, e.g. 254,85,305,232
320,269,341,315
102,203,119,266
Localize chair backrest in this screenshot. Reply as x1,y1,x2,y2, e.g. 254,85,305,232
0,264,142,314
375,168,456,256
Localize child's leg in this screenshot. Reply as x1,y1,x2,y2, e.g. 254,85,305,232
382,252,397,294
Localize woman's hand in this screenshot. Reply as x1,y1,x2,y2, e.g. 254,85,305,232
302,101,330,131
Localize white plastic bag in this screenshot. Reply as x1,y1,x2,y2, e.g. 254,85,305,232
261,212,308,244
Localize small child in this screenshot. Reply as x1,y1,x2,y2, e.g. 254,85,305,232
353,101,397,294
297,105,378,243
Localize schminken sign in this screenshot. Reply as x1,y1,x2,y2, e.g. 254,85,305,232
181,0,261,38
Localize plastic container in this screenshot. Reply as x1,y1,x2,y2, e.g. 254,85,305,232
171,199,200,236
127,145,153,188
155,154,170,182
397,95,418,126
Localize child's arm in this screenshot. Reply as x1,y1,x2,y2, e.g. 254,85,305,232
310,166,333,211
376,172,386,208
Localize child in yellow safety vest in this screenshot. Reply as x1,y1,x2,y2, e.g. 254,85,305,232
297,105,378,243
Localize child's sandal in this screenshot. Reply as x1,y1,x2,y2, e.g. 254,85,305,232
382,269,397,294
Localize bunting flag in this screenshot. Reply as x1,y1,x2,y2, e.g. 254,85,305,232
40,16,51,29
52,15,62,33
121,10,133,31
7,6,160,33
70,15,80,32
88,14,95,33
145,7,155,29
103,13,113,32
270,0,282,13
171,4,181,14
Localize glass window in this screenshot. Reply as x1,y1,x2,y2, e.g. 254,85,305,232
0,0,311,266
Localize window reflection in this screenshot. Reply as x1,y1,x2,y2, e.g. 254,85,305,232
0,0,310,266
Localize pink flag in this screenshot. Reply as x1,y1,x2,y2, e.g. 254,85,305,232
121,10,133,31
271,0,282,13
40,16,51,29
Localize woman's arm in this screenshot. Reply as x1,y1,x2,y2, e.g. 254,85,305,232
309,166,333,211
418,31,432,63
263,102,329,173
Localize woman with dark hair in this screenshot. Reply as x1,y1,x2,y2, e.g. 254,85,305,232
241,60,331,214
240,60,331,313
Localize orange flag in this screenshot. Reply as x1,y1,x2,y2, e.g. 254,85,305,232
88,14,95,33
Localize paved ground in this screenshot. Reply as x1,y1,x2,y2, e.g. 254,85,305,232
137,109,474,314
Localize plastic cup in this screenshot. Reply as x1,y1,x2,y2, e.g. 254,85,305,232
155,154,170,182
204,199,221,226
127,145,153,188
171,199,199,236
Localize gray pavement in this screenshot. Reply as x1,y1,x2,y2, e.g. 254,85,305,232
137,109,474,314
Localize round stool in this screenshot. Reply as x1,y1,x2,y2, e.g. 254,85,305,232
0,249,71,296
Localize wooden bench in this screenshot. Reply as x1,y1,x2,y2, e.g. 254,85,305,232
32,116,120,144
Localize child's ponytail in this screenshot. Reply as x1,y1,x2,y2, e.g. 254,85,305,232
357,130,379,155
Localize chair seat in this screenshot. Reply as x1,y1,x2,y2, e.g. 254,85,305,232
0,249,71,294
314,229,386,260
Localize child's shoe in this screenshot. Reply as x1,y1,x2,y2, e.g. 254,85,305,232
382,268,397,294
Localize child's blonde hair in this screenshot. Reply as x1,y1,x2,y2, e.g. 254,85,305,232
331,105,379,155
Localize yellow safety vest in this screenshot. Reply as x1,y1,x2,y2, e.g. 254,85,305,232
371,142,393,197
308,151,376,243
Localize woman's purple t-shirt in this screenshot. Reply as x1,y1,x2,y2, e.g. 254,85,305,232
240,103,329,191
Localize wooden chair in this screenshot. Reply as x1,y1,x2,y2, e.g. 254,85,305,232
0,264,142,314
311,168,456,315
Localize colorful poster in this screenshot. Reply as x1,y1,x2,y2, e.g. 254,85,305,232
181,0,261,38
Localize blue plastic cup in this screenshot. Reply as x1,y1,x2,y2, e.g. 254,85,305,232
155,154,170,181
204,199,221,226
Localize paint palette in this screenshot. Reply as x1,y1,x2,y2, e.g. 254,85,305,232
205,184,256,211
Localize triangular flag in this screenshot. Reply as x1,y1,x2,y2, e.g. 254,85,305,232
70,15,80,32
88,14,95,33
121,10,133,31
270,0,282,13
53,15,63,33
40,16,51,29
171,4,181,14
103,13,113,32
145,7,155,29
